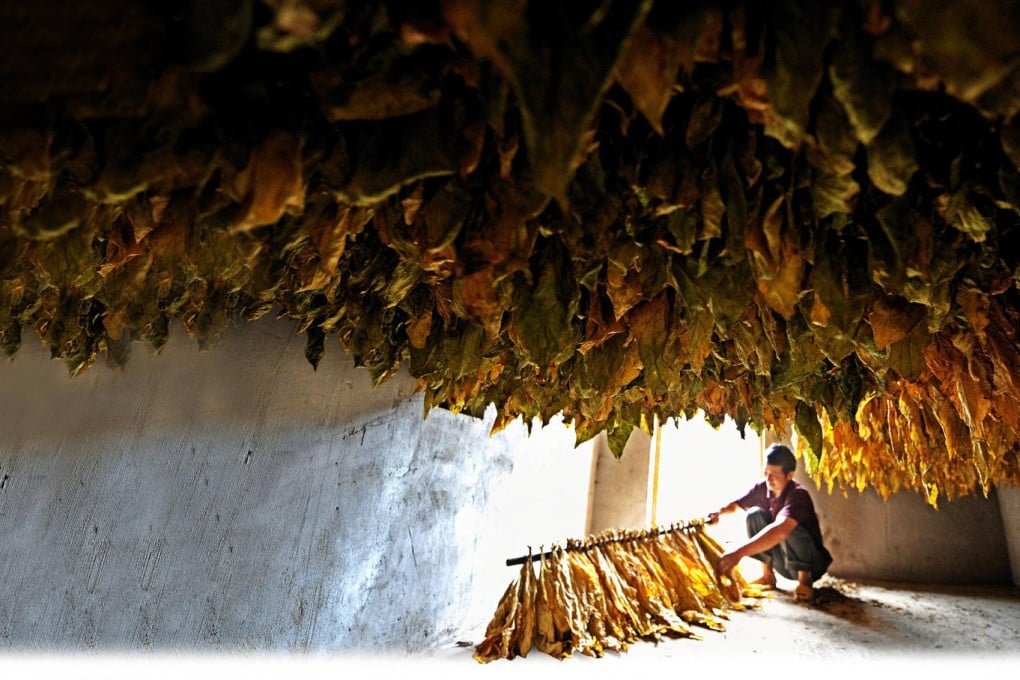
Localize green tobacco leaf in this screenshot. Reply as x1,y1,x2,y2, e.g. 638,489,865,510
810,227,870,334
761,0,840,147
885,319,931,381
866,112,918,197
628,294,677,395
770,311,825,390
947,189,993,243
870,195,917,292
381,259,423,309
447,0,653,205
828,36,896,144
663,208,700,255
606,420,635,459
807,92,859,219
832,353,868,423
333,111,458,205
508,239,579,370
795,400,823,472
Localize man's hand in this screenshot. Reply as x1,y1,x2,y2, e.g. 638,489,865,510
718,550,741,575
705,511,720,525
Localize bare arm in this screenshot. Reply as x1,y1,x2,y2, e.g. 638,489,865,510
718,516,798,574
705,501,741,525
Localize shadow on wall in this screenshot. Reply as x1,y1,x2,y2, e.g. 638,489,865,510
800,472,1013,586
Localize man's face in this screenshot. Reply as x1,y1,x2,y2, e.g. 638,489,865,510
764,463,793,496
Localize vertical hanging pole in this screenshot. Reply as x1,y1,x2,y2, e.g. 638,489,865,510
760,428,766,471
650,414,662,526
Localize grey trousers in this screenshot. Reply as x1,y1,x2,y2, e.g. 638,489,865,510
746,507,832,583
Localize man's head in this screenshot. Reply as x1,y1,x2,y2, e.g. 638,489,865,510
763,444,797,496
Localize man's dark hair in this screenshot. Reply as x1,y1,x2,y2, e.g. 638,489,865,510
765,444,797,474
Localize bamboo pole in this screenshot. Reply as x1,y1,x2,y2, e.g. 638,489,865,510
650,413,662,526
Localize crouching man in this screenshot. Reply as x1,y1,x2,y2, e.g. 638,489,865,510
706,443,833,602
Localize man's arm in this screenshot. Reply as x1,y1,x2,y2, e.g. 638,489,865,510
718,516,798,574
705,501,741,525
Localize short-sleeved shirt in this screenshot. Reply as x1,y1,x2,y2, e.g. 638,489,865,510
735,480,826,552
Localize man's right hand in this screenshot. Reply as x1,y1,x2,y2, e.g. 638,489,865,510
705,511,720,525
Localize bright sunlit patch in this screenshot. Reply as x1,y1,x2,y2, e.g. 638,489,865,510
652,412,762,550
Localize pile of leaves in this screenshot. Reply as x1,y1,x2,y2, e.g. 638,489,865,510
1,0,1019,505
473,522,766,662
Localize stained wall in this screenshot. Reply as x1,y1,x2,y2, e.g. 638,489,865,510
0,318,594,653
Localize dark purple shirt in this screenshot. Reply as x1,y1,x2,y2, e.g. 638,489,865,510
735,479,826,551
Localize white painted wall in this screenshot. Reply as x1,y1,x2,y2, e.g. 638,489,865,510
0,317,593,653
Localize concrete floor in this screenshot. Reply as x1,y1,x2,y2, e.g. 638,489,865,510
2,575,1018,679
428,574,1020,678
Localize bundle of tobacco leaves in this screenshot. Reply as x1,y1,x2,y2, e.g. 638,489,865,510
473,522,766,663
1,1,1019,505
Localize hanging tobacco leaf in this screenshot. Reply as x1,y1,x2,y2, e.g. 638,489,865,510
2,0,1020,505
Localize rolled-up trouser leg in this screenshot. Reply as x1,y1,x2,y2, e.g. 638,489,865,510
780,526,831,583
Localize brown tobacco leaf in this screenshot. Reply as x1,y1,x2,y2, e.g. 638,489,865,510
6,0,1020,506
615,23,686,136
868,295,925,350
533,550,575,660
473,574,521,662
232,131,306,232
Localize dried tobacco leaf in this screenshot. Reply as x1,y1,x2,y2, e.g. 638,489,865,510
3,0,1020,505
444,0,653,205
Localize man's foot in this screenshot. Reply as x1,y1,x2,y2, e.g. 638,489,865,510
794,583,813,602
749,575,777,588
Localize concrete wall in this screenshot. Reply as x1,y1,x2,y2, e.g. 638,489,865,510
802,473,1013,585
998,485,1020,586
587,428,652,533
1,314,1014,657
0,318,593,654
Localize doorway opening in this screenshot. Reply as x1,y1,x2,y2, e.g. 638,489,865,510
651,414,766,576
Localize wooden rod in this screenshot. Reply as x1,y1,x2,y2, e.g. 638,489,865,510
504,519,704,566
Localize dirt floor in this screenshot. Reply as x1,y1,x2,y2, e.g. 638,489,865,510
2,575,1017,679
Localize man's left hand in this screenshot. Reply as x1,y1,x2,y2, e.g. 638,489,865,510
718,551,740,575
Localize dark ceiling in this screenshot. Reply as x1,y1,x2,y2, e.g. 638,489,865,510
1,0,1019,504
